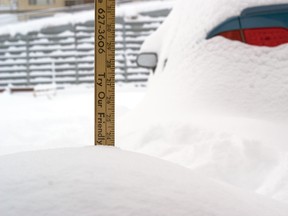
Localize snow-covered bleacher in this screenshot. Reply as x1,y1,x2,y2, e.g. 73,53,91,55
0,2,172,89
0,21,95,88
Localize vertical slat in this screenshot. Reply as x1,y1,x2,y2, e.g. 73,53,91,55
74,24,79,84
26,35,30,86
122,18,128,82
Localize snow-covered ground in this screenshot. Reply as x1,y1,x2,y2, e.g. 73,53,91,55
0,14,17,26
1,146,288,216
1,82,288,214
1,0,288,214
0,85,145,156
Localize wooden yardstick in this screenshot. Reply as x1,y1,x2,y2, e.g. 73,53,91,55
95,0,115,146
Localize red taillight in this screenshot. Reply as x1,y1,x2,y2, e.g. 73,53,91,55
218,28,288,47
219,30,243,42
244,28,288,47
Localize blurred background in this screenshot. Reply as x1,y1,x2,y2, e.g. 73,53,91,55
0,0,174,155
0,0,173,93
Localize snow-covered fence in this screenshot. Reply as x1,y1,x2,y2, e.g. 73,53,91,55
115,7,171,84
115,16,166,84
0,9,170,89
0,21,95,88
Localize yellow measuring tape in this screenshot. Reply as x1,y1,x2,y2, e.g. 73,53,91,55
95,0,115,146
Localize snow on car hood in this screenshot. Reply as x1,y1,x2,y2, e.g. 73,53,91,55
117,0,288,203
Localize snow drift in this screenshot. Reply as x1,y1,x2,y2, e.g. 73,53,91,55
1,147,288,216
117,0,288,202
0,87,94,156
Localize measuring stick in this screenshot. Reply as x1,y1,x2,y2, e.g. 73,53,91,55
95,0,115,146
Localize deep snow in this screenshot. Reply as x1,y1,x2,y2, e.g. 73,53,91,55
1,147,288,216
117,0,288,203
1,0,288,214
0,86,145,156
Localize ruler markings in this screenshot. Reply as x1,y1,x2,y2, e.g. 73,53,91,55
95,0,115,146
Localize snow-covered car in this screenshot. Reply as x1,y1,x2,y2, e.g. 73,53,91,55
137,3,288,70
118,0,288,204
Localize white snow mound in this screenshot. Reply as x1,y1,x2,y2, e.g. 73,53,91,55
0,147,288,216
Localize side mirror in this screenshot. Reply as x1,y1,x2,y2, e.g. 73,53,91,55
136,53,158,69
